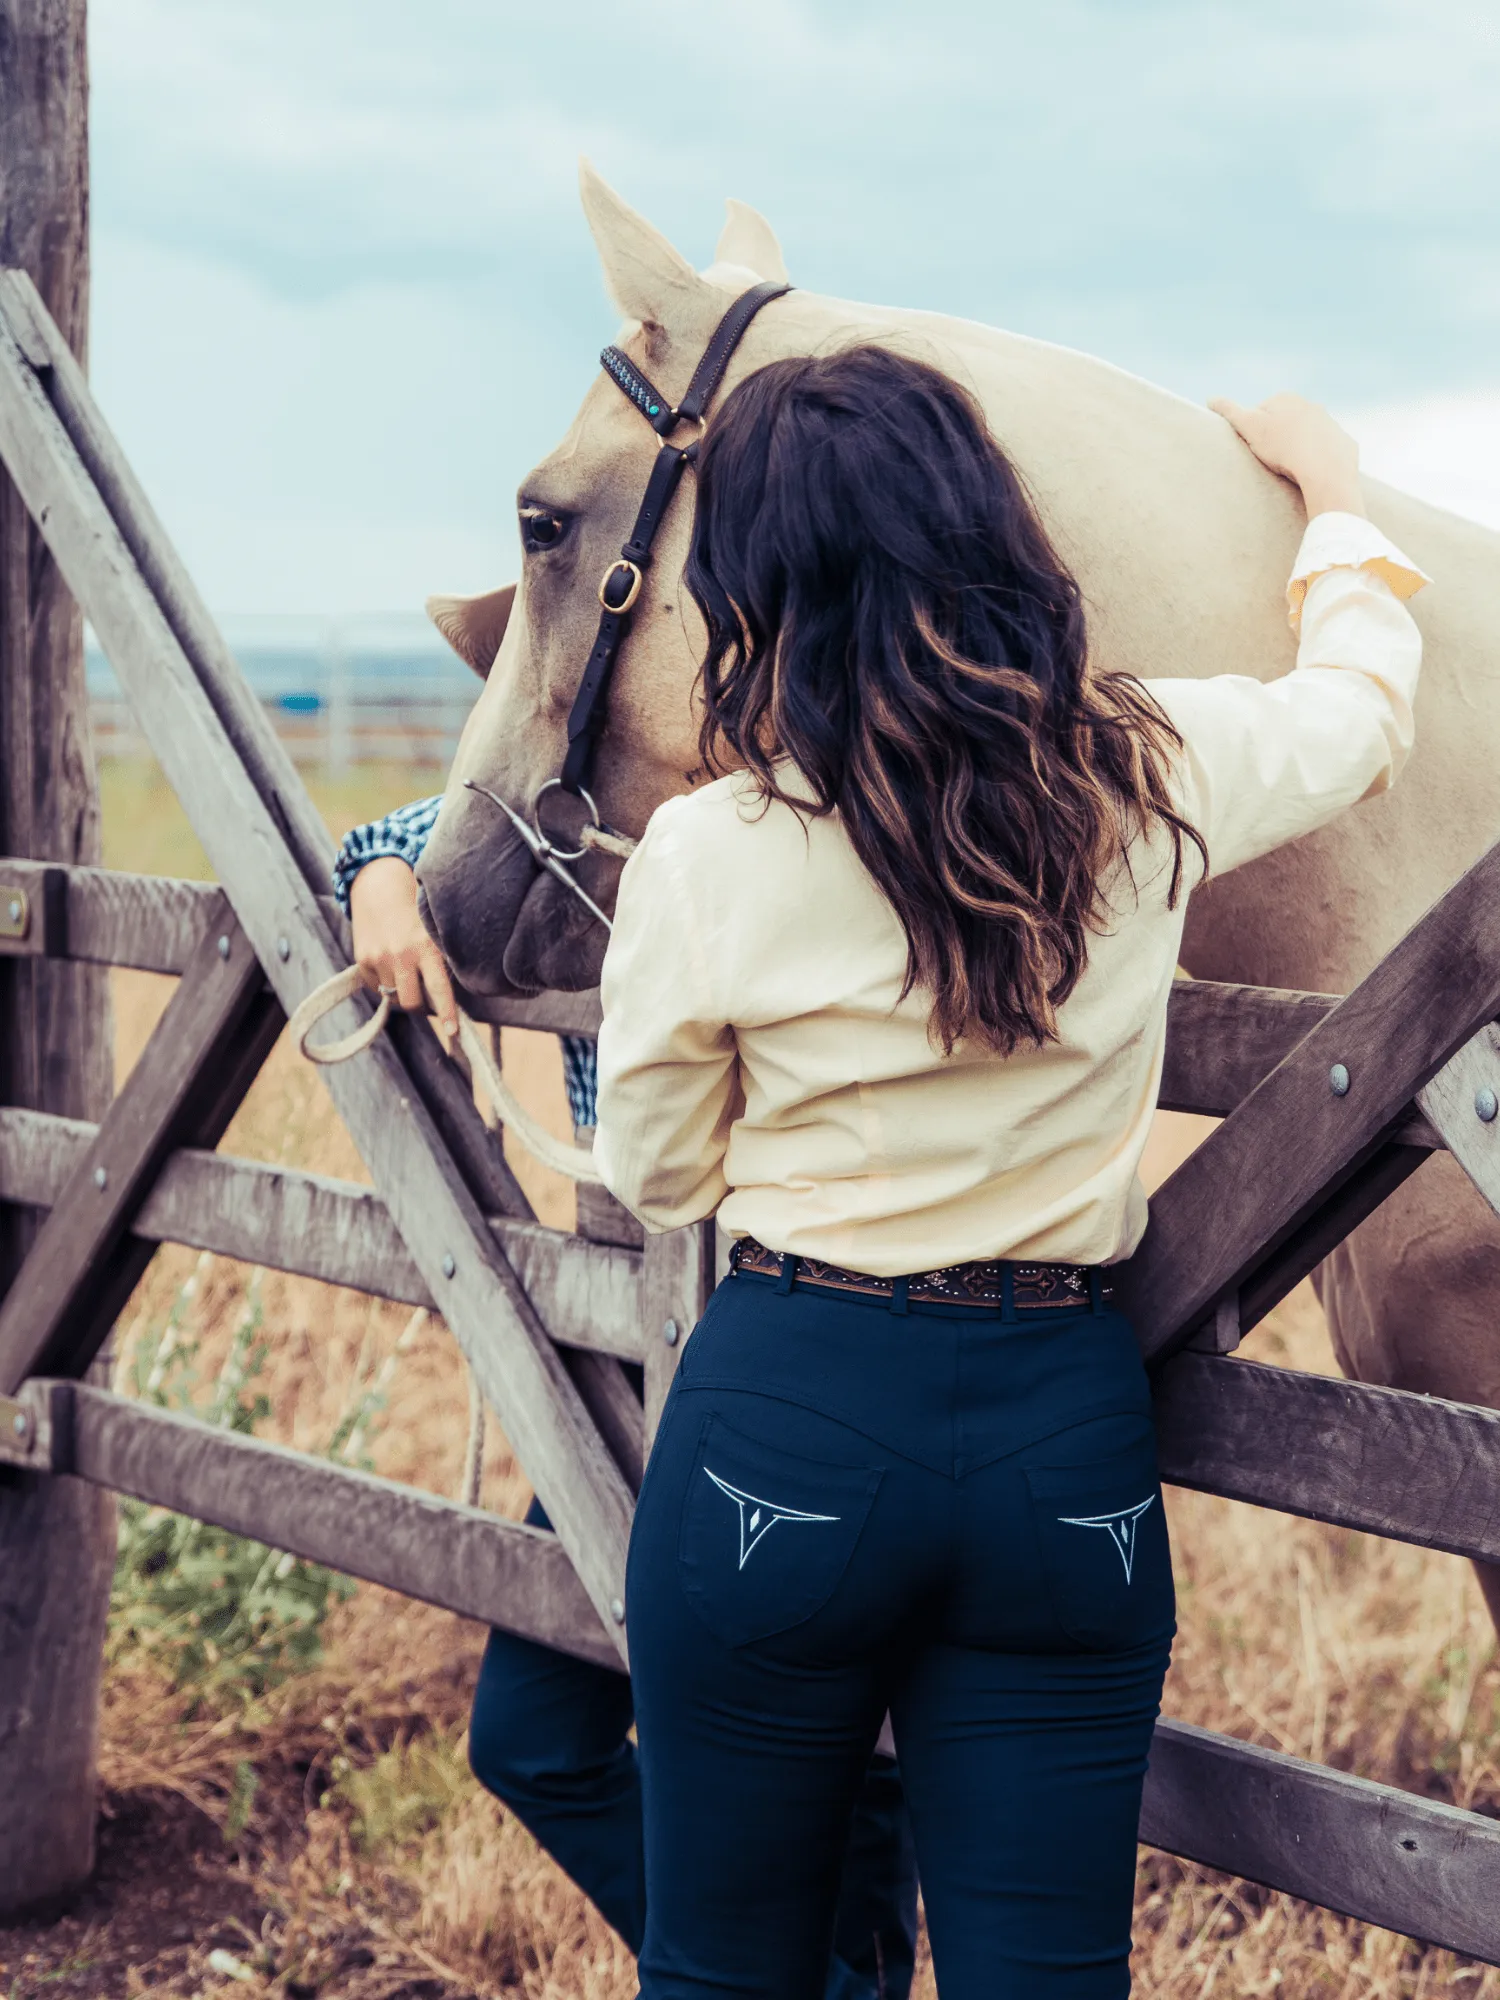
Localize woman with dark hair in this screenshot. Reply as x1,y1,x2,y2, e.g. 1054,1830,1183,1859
595,346,1427,1998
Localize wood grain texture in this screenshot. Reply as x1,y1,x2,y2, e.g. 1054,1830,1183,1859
1142,1718,1500,1962
576,1178,647,1250
53,1381,620,1670
1235,1142,1431,1334
565,1350,646,1495
0,15,116,1914
1120,837,1500,1364
0,857,223,970
0,300,636,1653
1160,980,1338,1115
642,1223,715,1443
0,1105,647,1358
0,920,282,1392
1156,1351,1500,1564
1161,979,1439,1148
1416,1020,1500,1217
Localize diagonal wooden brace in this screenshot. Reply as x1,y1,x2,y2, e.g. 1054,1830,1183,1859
1121,832,1500,1364
0,273,636,1658
0,916,281,1392
1162,977,1500,1220
0,268,536,1233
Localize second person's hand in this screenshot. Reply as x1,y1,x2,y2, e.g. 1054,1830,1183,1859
349,855,460,1041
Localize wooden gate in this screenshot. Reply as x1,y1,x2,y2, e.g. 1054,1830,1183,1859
3,264,1500,1959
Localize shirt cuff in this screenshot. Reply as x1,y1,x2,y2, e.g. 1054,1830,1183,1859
1286,511,1431,631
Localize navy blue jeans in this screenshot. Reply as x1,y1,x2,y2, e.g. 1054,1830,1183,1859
469,1493,918,1998
626,1269,1175,2000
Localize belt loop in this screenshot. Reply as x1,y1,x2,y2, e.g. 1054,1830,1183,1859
1089,1266,1104,1317
889,1274,911,1317
1000,1264,1017,1325
777,1251,799,1296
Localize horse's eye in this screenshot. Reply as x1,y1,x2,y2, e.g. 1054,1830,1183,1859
520,506,570,554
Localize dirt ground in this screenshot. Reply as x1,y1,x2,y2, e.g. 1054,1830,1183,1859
3,760,1500,1998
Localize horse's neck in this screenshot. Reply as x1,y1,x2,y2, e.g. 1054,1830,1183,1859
783,290,1500,690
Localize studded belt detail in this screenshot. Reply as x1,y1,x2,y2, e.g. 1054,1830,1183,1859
728,1236,1113,1311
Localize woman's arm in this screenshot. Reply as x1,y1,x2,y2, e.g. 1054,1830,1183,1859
1147,395,1429,880
594,803,740,1231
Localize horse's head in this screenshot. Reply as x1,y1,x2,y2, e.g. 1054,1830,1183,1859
416,164,796,1004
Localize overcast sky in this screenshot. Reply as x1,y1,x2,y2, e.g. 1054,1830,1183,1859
87,0,1500,616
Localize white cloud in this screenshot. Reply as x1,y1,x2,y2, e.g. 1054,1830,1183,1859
89,236,577,614
80,0,1500,611
1350,393,1500,534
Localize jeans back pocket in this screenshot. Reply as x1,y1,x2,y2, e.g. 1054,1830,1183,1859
677,1412,882,1649
1024,1423,1175,1653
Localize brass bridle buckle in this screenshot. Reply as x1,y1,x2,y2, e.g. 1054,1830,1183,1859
598,560,644,615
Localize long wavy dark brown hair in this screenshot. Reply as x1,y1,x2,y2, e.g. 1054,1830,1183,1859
684,345,1207,1054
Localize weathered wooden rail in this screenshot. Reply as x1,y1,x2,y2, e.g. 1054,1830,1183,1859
4,255,1500,1960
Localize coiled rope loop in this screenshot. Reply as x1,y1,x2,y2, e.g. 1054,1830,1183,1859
288,964,603,1185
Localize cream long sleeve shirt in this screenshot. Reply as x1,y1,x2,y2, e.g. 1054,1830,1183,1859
594,512,1429,1276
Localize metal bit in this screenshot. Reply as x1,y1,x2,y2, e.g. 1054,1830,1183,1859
464,779,615,934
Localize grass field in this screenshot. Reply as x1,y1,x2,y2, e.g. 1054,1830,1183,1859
3,757,1499,1998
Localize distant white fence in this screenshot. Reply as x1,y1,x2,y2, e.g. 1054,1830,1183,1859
88,618,478,771
91,686,475,771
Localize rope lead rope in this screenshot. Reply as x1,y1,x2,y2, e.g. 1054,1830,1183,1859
287,963,605,1185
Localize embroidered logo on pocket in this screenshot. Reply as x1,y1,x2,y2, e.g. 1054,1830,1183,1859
1057,1495,1156,1582
703,1466,840,1569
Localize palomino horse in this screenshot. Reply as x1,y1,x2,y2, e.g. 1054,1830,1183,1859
416,165,1500,1619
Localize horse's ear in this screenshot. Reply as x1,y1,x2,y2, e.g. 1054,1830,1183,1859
426,584,517,680
579,158,703,331
714,199,789,286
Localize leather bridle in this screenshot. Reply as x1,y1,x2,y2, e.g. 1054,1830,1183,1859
465,277,791,913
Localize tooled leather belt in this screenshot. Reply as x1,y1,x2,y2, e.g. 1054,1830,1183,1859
729,1235,1114,1312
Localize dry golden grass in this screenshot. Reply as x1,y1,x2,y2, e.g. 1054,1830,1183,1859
11,757,1500,1997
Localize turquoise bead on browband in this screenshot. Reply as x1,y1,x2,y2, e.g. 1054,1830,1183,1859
600,346,672,429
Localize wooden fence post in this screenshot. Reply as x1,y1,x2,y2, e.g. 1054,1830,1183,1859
0,0,116,1917
642,1223,715,1444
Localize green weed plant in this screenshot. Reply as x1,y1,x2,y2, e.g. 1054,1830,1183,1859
109,1269,368,1704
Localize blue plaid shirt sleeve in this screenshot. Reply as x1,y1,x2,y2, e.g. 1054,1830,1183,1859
331,795,444,912
561,1035,599,1129
332,793,601,1131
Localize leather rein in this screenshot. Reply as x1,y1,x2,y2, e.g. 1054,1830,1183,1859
465,277,791,927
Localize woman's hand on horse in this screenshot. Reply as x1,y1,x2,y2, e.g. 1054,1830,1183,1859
348,856,460,1038
1208,392,1364,521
